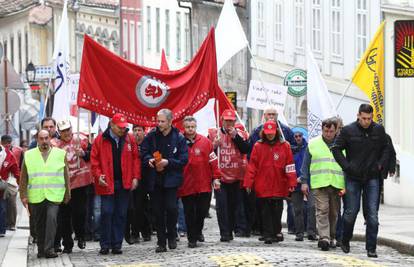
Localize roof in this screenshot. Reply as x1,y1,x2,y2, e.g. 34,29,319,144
0,0,39,18
48,0,119,9
28,4,52,25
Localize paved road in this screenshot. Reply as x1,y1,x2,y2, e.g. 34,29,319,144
28,209,414,267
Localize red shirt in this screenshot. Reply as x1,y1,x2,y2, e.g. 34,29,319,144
0,147,20,198
244,140,297,198
178,134,220,197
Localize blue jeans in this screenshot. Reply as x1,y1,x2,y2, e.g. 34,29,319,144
93,195,101,239
0,198,7,234
100,180,129,250
342,178,379,251
177,198,187,233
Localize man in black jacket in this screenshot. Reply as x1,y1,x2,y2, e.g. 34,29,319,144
331,104,388,258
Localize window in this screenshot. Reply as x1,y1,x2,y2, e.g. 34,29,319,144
130,22,135,63
10,35,14,66
3,40,7,59
295,0,304,49
311,0,322,52
18,33,22,73
274,0,283,44
123,20,128,58
193,24,199,54
356,0,368,60
146,6,151,50
257,0,265,41
165,10,170,56
185,13,191,62
331,0,343,58
25,31,28,67
176,12,181,61
156,8,160,53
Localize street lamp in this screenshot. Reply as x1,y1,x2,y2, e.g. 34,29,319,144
72,0,80,12
25,61,36,83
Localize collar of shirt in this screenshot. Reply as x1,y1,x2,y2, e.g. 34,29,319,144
109,129,120,147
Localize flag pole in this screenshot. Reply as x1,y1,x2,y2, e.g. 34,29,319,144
77,108,81,168
245,43,286,141
215,98,220,168
335,79,353,111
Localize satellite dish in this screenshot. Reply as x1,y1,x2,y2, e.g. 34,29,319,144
0,89,21,115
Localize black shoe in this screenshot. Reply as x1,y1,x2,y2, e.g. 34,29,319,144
367,250,378,258
32,237,37,244
275,233,284,242
319,240,330,251
220,236,231,242
197,234,205,242
37,252,45,258
112,248,123,254
125,236,135,245
168,239,177,249
258,236,265,241
143,236,151,242
330,240,336,249
336,240,342,247
341,241,350,254
155,246,167,253
188,242,197,248
308,235,317,241
288,230,295,235
45,252,58,258
295,235,304,241
264,238,272,244
78,239,86,249
62,247,72,254
54,247,62,253
99,248,109,255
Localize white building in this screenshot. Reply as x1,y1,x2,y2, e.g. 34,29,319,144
250,0,381,127
382,0,414,207
142,0,191,69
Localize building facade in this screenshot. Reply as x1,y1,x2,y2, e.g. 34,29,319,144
382,0,414,207
250,0,381,128
120,0,142,64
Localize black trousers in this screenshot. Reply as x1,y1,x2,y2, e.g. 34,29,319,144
31,200,59,254
182,192,211,243
215,181,240,238
55,186,88,249
260,198,284,240
151,186,178,247
125,185,153,239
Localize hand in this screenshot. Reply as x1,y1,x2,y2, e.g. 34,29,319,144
149,158,156,168
338,189,346,196
288,186,295,192
228,127,237,138
155,159,168,172
131,179,139,190
64,194,71,204
301,184,309,196
99,175,108,186
21,197,28,207
246,188,252,194
212,135,220,149
213,179,221,190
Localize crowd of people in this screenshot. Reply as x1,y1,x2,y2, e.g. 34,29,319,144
0,103,395,260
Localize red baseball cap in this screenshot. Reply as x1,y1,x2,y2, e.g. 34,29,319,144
222,109,236,121
263,120,277,134
112,113,128,128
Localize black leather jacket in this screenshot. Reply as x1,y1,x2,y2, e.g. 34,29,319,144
331,120,389,182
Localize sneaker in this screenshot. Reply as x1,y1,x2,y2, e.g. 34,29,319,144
367,250,378,258
155,246,167,253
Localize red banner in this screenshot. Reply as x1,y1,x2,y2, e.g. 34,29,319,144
77,28,219,126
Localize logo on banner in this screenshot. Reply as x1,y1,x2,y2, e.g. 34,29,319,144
136,76,170,107
394,20,414,77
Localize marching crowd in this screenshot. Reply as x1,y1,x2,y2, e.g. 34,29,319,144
0,103,395,260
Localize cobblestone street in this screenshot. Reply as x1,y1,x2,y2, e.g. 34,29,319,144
28,210,414,267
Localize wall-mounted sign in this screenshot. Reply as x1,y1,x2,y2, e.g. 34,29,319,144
225,91,237,109
395,20,414,78
284,69,307,97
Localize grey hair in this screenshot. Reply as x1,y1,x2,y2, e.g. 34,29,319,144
157,108,173,121
264,105,278,114
183,115,197,124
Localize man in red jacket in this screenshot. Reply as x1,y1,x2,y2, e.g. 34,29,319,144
178,116,221,248
0,140,20,237
91,113,140,255
244,121,297,244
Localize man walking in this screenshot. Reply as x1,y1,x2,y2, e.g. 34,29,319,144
91,113,140,255
19,130,70,258
301,118,345,251
141,109,188,253
332,104,389,258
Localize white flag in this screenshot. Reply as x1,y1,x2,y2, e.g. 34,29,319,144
306,48,337,139
52,0,71,121
215,0,248,72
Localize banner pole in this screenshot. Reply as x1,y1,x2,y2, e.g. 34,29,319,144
335,79,353,111
77,108,81,168
216,98,220,168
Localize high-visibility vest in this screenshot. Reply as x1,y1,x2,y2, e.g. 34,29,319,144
25,147,66,204
308,136,344,190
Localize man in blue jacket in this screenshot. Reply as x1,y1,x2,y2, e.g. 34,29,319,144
141,109,188,253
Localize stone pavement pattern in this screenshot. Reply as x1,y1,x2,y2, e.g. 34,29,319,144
28,207,414,267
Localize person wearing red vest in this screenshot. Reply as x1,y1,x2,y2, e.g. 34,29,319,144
178,116,221,248
209,109,249,242
91,113,140,255
52,119,93,253
244,120,297,244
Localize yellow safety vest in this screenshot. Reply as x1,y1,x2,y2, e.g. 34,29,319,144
308,136,345,190
25,147,66,204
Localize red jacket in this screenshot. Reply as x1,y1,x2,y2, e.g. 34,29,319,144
0,147,20,198
178,134,221,197
244,140,297,198
91,130,141,195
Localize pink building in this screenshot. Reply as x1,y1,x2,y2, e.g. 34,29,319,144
120,0,142,64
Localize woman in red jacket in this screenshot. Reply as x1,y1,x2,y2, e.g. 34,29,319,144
244,120,297,244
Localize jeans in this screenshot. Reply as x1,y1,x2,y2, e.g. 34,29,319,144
177,198,187,233
100,180,129,250
93,195,101,240
342,178,379,251
0,198,7,234
151,186,178,247
286,199,295,232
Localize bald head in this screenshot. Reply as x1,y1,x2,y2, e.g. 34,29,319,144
37,129,51,152
264,106,278,122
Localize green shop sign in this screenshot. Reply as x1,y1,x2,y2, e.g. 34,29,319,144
284,69,307,97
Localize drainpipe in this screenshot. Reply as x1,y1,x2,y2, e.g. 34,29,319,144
177,0,193,56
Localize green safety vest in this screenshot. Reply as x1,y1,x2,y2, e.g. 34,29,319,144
25,147,66,204
308,136,345,190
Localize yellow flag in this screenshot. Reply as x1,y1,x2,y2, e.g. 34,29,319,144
352,21,385,124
